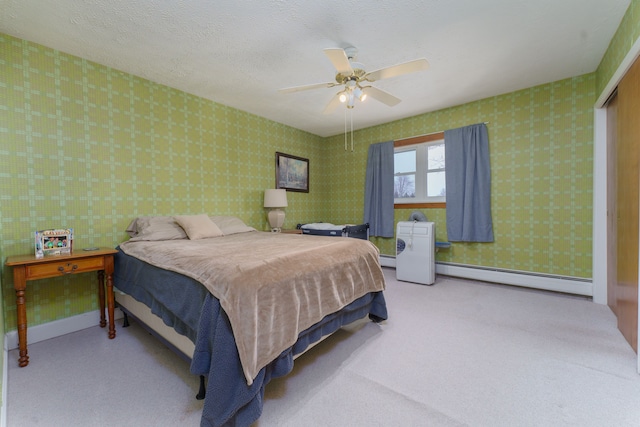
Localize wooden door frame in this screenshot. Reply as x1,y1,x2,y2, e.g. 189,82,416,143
594,38,640,373
606,92,618,315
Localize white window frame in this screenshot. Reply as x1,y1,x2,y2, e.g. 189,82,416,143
394,137,446,205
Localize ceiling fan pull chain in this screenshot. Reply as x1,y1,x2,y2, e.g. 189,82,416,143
344,108,347,151
351,109,354,152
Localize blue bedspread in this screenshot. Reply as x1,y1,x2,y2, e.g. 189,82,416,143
114,248,387,427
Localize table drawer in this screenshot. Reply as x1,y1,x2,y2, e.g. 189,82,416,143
25,256,105,280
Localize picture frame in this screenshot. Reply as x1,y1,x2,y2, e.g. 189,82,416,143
276,152,309,193
35,228,73,258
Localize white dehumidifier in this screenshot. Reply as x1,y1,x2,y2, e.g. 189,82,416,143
396,221,435,285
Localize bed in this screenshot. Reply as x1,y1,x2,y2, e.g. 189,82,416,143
113,215,387,427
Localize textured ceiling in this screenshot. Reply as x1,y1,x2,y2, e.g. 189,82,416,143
0,0,630,137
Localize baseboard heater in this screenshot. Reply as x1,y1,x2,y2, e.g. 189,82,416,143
378,255,592,296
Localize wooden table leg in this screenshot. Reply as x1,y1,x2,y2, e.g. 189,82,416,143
105,255,116,339
13,266,29,367
98,270,106,328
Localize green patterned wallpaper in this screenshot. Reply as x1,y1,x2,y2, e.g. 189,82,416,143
596,0,640,96
323,75,595,279
1,0,639,332
0,34,325,331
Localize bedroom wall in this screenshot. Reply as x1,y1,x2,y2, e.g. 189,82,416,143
0,0,638,350
596,0,640,96
0,33,326,332
323,74,595,280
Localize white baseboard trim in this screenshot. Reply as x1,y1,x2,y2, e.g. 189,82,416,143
379,255,592,296
436,262,592,296
379,255,396,268
5,309,124,351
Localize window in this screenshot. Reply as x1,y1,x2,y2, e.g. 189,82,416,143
394,133,445,206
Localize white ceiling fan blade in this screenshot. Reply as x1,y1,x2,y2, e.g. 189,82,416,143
363,86,402,107
365,58,429,82
322,93,343,115
278,81,338,94
323,48,354,75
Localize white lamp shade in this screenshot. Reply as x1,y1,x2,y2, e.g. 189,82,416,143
264,189,288,208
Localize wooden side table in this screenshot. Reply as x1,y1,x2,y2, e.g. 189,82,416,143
280,229,303,234
5,248,118,367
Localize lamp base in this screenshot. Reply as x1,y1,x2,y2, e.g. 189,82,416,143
268,209,285,232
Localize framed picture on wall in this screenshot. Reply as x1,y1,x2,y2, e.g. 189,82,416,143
276,152,309,193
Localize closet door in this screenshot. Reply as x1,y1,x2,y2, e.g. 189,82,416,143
616,55,640,353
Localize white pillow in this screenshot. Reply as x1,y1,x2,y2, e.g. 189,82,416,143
126,216,188,241
209,216,256,235
174,214,224,240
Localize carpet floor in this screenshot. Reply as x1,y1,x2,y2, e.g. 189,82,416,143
7,268,640,426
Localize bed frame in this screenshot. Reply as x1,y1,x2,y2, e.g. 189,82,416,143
115,290,343,396
116,292,210,399
116,292,194,360
115,288,384,414
117,288,351,348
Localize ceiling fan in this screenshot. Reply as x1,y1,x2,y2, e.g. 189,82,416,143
278,46,429,114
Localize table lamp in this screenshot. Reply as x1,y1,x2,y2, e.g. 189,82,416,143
264,189,288,232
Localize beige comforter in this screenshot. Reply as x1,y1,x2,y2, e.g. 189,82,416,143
119,231,386,385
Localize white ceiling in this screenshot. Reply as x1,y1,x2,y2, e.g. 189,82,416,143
0,0,630,137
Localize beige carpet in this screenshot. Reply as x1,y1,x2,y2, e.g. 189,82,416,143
7,268,640,426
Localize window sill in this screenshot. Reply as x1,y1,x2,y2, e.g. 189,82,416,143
394,202,446,209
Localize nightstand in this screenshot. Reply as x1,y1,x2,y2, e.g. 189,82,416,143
5,248,118,367
280,229,303,234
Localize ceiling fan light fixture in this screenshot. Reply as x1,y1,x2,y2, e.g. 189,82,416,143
279,46,429,114
347,93,355,108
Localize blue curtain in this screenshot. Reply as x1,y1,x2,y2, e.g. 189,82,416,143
364,141,394,237
444,123,494,242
